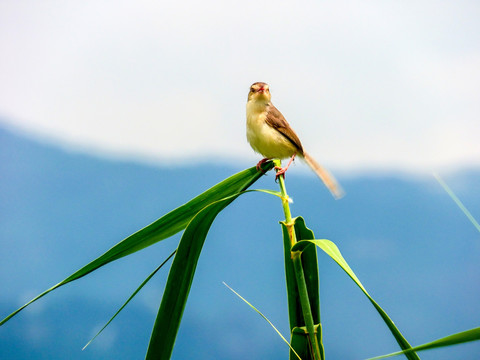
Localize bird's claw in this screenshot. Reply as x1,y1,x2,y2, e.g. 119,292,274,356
256,158,270,174
274,166,287,182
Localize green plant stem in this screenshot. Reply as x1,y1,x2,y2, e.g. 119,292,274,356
275,161,293,224
275,159,323,360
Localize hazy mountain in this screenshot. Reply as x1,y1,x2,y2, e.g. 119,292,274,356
1,125,479,359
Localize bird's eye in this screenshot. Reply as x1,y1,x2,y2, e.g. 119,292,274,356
250,88,255,92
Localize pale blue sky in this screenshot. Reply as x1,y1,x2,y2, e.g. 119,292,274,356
1,1,479,173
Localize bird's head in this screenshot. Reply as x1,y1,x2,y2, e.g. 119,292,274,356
248,82,271,102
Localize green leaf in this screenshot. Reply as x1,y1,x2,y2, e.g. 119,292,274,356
83,250,176,351
291,239,420,360
292,218,321,325
145,194,239,359
1,162,274,326
368,326,480,359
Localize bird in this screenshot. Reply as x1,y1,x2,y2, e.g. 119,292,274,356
246,81,344,199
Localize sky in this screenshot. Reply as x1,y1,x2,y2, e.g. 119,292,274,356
1,1,479,174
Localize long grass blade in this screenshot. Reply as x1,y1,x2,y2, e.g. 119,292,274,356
368,327,480,359
145,184,289,359
434,173,480,233
291,239,420,360
145,194,239,359
82,249,176,350
1,162,274,326
223,282,302,360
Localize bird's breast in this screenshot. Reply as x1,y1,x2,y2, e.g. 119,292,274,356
246,103,297,159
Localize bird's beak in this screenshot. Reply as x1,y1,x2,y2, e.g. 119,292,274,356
258,87,265,93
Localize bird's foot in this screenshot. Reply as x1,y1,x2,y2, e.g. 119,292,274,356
274,166,287,181
256,158,271,174
274,154,296,182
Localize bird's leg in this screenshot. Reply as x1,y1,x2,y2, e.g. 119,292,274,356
256,157,271,173
274,153,296,181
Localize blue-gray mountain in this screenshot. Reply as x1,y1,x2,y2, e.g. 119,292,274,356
1,125,479,359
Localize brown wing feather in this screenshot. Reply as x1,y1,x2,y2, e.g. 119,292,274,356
265,104,304,154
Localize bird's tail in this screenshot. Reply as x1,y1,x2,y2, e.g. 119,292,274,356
303,151,345,199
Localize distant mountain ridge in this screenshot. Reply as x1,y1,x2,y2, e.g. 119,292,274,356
1,124,479,360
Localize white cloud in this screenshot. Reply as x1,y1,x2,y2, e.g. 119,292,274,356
1,1,479,172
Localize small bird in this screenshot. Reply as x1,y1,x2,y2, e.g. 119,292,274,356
246,82,344,199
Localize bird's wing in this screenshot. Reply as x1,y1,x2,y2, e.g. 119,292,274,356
265,104,304,153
